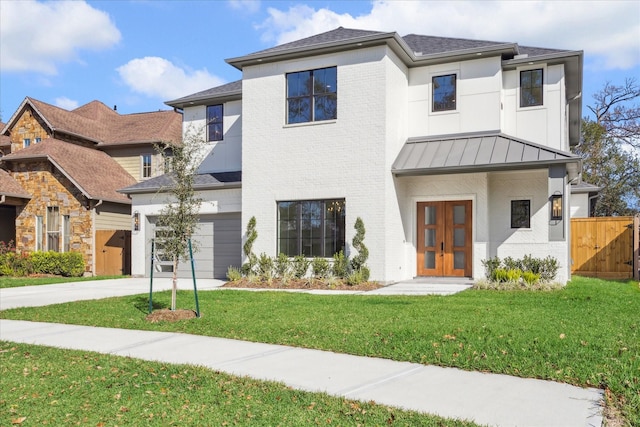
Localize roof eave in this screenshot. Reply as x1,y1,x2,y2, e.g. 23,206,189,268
410,43,518,67
2,98,55,136
119,181,241,195
166,91,242,109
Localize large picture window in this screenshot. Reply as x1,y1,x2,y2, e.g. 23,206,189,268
433,74,456,111
278,199,345,257
207,104,223,141
520,69,543,107
287,67,337,124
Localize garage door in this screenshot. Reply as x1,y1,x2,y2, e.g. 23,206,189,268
150,213,241,279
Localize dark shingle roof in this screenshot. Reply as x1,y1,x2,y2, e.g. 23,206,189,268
402,34,509,55
2,138,136,203
166,80,242,107
119,171,241,194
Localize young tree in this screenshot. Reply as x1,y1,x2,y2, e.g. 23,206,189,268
155,126,205,310
575,79,640,215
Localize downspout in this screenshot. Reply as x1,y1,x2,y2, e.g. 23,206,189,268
91,199,103,276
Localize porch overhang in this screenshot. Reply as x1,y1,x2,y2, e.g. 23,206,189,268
392,132,581,180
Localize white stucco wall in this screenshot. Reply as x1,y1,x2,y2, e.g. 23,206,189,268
129,188,241,277
570,192,590,218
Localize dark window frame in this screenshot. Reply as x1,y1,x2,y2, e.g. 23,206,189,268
511,200,531,228
277,199,345,257
520,68,543,107
286,66,337,124
206,104,223,142
432,74,457,112
141,154,152,178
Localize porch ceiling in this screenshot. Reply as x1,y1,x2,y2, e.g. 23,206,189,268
392,131,581,180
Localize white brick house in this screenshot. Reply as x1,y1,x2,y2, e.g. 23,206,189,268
123,27,583,283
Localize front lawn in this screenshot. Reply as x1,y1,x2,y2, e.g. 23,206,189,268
1,276,638,423
0,342,472,426
0,275,127,289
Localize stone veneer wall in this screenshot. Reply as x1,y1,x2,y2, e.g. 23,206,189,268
9,107,49,153
13,160,94,274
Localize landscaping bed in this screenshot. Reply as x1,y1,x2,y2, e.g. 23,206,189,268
223,277,382,291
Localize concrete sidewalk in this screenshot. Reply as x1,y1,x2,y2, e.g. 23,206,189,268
0,279,602,426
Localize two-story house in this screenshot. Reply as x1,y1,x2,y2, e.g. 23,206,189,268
124,27,583,284
0,97,181,275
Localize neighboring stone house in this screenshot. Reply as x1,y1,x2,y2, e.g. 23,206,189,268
0,98,181,275
125,27,585,284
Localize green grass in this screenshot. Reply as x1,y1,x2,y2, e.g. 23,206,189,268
0,341,476,426
0,275,127,289
1,276,638,424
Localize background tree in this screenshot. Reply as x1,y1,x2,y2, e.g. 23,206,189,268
155,126,205,311
575,78,640,216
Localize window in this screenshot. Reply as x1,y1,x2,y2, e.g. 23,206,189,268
433,74,456,111
278,199,345,257
35,216,43,251
141,154,152,178
35,137,41,143
287,66,337,124
520,69,543,107
206,104,223,141
47,207,60,251
511,200,531,228
23,138,31,148
63,215,70,252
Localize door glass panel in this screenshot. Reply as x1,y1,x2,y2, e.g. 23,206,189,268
453,205,465,225
454,251,465,269
425,251,436,269
425,206,436,225
425,229,435,247
453,228,465,247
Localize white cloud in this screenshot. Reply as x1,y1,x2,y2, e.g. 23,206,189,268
0,0,121,74
54,97,79,110
258,0,640,70
116,57,225,101
228,0,261,14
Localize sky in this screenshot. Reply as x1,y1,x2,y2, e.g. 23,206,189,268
1,0,639,121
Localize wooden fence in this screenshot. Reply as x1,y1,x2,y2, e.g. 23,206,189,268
571,216,639,280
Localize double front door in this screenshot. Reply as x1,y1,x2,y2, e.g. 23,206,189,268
417,200,472,277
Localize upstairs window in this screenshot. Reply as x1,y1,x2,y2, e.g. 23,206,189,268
35,137,41,143
141,154,152,179
520,69,543,107
207,104,223,141
287,66,337,124
23,138,31,148
433,74,456,112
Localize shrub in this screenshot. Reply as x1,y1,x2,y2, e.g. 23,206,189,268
332,250,349,278
311,257,330,278
292,255,310,279
226,266,242,281
275,253,291,278
506,268,522,283
522,271,541,286
538,256,559,283
482,255,559,284
31,251,84,277
350,217,369,272
242,217,258,274
493,268,509,283
60,252,85,277
346,269,366,286
482,257,501,279
257,252,274,280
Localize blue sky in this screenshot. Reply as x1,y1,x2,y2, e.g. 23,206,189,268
1,0,638,120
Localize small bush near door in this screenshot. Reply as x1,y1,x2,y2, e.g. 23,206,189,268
0,241,85,277
478,255,560,290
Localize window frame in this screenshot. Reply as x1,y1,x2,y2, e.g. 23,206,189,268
432,74,457,112
141,153,152,179
62,215,70,252
286,66,337,124
35,215,43,251
47,206,60,251
277,199,345,258
206,104,224,142
520,68,544,108
23,138,31,148
510,199,531,229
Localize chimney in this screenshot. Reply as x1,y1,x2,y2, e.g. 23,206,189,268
113,105,117,111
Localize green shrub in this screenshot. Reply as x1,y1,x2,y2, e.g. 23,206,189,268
31,251,84,277
242,217,258,275
292,255,310,279
482,257,501,279
483,255,559,284
538,256,559,283
60,252,84,277
493,268,509,283
257,253,274,280
226,266,242,282
0,251,33,277
522,271,541,286
346,269,366,286
311,257,330,278
502,256,522,272
350,217,369,273
332,250,349,278
275,253,291,278
506,268,522,283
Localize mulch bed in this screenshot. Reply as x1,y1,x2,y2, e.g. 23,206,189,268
223,277,383,292
146,309,198,322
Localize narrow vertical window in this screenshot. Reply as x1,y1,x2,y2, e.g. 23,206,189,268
520,69,543,107
432,74,456,111
35,215,43,251
142,154,152,178
47,207,60,251
63,215,70,252
207,104,223,141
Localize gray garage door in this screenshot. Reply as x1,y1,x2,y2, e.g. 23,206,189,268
150,213,241,279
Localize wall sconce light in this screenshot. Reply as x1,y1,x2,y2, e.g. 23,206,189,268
551,194,563,220
133,211,140,232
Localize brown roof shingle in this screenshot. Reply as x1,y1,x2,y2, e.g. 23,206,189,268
0,168,30,199
2,138,136,203
0,122,11,148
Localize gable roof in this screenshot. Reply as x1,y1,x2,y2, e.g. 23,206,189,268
1,98,182,147
119,171,241,194
0,122,10,149
0,168,30,199
166,80,242,109
1,138,136,203
392,131,581,179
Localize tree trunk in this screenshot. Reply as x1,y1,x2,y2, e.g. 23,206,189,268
171,257,178,310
